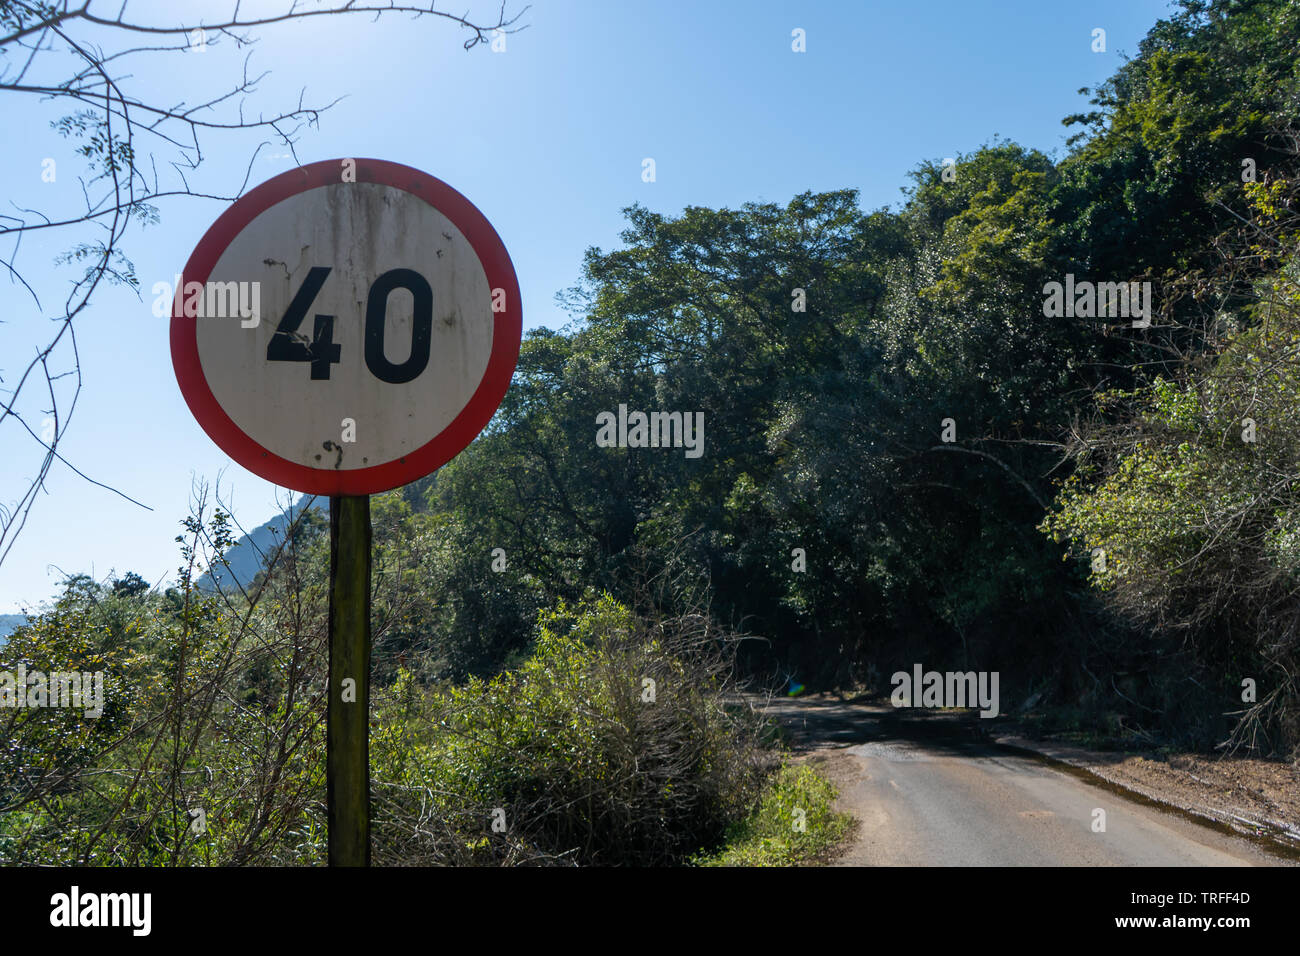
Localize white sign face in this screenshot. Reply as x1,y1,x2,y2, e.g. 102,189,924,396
171,160,522,495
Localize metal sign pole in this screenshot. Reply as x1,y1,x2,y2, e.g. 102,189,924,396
327,494,372,866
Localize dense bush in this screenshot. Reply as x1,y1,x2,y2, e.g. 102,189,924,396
370,595,771,865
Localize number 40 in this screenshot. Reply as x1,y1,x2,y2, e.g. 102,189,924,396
267,266,433,385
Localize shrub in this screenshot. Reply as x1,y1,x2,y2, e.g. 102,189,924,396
370,594,769,865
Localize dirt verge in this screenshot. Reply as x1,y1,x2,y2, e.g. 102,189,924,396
996,733,1300,853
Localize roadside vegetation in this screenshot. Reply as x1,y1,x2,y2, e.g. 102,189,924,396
695,763,852,867
0,541,845,865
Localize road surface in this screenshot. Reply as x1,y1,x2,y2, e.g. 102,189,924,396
762,695,1286,866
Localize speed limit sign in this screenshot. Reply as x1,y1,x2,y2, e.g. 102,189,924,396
170,158,522,865
170,158,522,495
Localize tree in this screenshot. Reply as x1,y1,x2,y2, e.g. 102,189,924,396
109,570,149,598
1044,135,1300,755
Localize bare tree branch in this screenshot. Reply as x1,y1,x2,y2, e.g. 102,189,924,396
0,0,527,572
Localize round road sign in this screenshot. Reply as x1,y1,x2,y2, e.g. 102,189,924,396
170,158,521,495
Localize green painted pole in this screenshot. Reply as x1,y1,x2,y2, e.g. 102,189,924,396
327,494,372,866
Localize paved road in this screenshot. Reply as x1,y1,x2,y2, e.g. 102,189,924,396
762,695,1284,866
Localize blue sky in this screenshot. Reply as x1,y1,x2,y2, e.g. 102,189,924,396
0,0,1176,612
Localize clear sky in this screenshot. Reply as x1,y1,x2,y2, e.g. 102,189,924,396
0,0,1176,613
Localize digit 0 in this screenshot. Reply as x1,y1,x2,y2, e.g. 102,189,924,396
364,268,433,385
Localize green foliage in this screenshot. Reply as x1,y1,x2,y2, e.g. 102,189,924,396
1043,192,1300,751
1055,0,1299,276
370,595,767,865
695,762,851,867
0,507,327,866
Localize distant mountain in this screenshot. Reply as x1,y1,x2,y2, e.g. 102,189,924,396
194,474,436,595
0,498,324,641
0,613,29,645
197,496,327,594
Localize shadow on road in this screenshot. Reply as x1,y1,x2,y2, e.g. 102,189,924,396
758,693,1006,757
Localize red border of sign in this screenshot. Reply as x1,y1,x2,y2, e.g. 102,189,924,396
170,159,522,496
